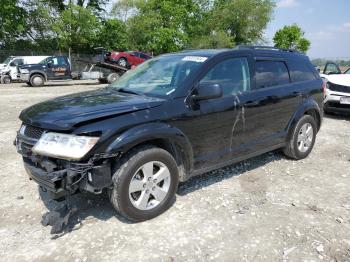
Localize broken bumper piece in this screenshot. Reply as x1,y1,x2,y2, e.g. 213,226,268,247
23,157,113,200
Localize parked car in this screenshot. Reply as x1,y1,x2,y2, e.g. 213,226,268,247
15,46,324,221
320,62,350,114
19,56,72,87
0,56,48,84
105,51,151,68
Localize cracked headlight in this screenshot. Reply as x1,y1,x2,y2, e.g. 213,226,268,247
32,132,99,160
20,69,29,74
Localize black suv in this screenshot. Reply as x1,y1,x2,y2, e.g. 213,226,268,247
15,46,324,221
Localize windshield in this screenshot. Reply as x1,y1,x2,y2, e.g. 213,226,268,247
2,57,13,65
110,54,208,97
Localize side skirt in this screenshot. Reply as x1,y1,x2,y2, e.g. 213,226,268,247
189,142,286,178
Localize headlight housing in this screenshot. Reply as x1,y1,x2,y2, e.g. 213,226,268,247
32,132,99,160
20,69,29,74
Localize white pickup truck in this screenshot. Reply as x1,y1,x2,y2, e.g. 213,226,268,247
0,56,48,84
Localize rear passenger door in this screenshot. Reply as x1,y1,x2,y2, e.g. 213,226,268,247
241,58,302,151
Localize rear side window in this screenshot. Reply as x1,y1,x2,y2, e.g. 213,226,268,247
288,60,316,82
255,61,290,89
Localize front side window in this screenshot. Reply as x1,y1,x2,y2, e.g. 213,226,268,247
57,57,67,65
11,59,24,66
200,57,251,96
110,55,208,97
255,61,290,89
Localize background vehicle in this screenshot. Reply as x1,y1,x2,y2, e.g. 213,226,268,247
105,51,151,68
0,56,48,84
20,56,72,87
15,46,323,222
320,62,350,114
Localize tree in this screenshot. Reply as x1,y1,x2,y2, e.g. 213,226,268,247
0,0,26,44
210,0,275,44
273,24,311,53
96,19,128,51
51,4,100,52
190,30,234,49
127,0,203,54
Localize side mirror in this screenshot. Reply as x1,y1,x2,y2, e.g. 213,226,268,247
47,61,53,67
9,62,15,67
192,82,223,101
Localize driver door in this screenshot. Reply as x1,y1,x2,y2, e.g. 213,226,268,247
46,57,70,79
181,56,253,170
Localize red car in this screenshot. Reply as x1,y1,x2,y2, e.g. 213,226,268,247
105,51,152,68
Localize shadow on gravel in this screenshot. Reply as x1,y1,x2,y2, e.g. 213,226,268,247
38,150,283,237
39,189,131,238
324,112,350,121
177,150,283,196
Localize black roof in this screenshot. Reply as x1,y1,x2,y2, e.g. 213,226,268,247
164,46,308,60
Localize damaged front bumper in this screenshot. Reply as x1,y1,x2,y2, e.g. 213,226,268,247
15,130,116,200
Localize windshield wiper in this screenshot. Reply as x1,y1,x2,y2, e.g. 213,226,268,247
115,88,142,96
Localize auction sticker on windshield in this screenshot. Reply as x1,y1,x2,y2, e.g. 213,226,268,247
182,56,208,62
340,96,350,104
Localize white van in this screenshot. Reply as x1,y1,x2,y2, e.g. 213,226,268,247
0,56,49,84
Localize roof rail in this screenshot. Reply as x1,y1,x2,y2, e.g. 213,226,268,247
236,45,298,53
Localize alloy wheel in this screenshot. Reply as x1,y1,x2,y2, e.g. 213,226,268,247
297,123,314,153
128,161,171,211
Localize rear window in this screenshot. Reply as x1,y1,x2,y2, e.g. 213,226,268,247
288,60,316,82
255,61,290,88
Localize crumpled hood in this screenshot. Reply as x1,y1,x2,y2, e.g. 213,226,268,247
19,88,165,130
321,74,350,87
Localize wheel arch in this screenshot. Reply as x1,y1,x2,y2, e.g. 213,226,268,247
286,99,322,141
105,123,194,182
30,71,47,81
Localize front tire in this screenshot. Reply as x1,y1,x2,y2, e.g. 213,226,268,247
30,74,45,87
1,75,11,84
283,115,317,159
109,146,179,222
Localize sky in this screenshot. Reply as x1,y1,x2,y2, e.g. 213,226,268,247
267,0,350,58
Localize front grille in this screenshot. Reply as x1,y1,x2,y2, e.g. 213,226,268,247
328,82,350,93
23,125,45,140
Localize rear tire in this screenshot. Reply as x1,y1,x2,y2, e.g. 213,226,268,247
109,145,179,222
107,73,120,84
283,115,317,160
30,74,45,87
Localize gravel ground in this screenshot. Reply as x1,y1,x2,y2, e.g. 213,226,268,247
0,81,349,262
